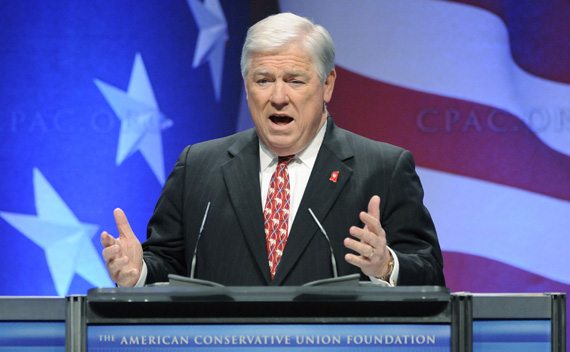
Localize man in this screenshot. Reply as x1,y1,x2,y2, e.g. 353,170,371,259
101,12,445,287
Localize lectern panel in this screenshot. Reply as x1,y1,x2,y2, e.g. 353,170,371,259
473,320,551,352
88,323,451,351
0,297,67,351
0,321,65,351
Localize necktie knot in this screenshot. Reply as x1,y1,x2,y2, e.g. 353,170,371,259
278,155,294,165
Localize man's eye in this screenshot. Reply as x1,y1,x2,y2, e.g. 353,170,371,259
257,79,268,84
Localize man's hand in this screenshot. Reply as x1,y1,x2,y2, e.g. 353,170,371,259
100,208,143,287
344,195,392,279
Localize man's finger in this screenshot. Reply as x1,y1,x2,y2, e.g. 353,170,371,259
344,236,367,255
345,253,379,271
113,208,135,240
106,253,129,274
102,244,121,263
117,268,140,283
345,253,366,268
348,226,377,249
100,231,116,247
359,211,381,237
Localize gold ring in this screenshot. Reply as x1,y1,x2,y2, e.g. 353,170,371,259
366,248,375,258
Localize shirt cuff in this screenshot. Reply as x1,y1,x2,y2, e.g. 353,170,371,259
368,247,399,287
133,260,148,287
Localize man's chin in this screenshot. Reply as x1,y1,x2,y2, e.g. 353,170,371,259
265,139,298,156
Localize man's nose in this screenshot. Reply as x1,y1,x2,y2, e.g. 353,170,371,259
270,81,289,107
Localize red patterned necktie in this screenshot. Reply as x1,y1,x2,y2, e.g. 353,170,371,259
264,155,293,278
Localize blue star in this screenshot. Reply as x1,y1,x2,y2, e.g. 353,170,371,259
0,169,113,296
187,0,228,101
94,53,173,185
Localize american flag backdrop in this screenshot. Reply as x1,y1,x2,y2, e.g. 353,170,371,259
1,0,568,344
274,0,570,290
276,0,570,292
267,0,570,344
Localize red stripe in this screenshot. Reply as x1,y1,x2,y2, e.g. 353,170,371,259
328,66,570,201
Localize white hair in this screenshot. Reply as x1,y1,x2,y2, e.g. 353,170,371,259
240,12,335,83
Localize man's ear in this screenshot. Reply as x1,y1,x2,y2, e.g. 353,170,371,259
243,76,249,100
323,69,336,103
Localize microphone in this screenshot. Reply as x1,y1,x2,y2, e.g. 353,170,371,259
190,201,210,279
304,208,360,286
308,208,338,278
167,202,223,287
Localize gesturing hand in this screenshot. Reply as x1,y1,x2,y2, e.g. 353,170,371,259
344,195,393,279
100,208,143,287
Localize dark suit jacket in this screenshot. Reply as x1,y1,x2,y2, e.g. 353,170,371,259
142,117,445,286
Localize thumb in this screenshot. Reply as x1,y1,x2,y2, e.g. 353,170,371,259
113,208,135,240
367,195,381,224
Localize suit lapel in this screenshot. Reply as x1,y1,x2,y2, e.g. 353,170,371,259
272,118,354,284
221,130,273,284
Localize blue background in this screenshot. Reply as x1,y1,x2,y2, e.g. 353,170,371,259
0,0,250,295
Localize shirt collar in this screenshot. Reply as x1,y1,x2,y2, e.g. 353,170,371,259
259,119,327,172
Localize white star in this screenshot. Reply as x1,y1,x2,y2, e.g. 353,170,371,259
187,0,228,101
0,169,113,296
94,53,173,185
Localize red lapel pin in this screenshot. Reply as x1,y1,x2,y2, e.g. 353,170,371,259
329,171,339,182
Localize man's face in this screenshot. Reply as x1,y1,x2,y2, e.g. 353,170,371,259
244,44,336,156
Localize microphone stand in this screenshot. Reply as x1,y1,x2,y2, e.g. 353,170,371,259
303,208,360,286
168,202,224,287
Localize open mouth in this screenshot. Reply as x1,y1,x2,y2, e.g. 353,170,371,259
270,114,294,125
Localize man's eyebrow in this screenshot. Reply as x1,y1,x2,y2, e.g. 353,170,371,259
252,69,273,76
284,70,310,78
285,70,308,75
